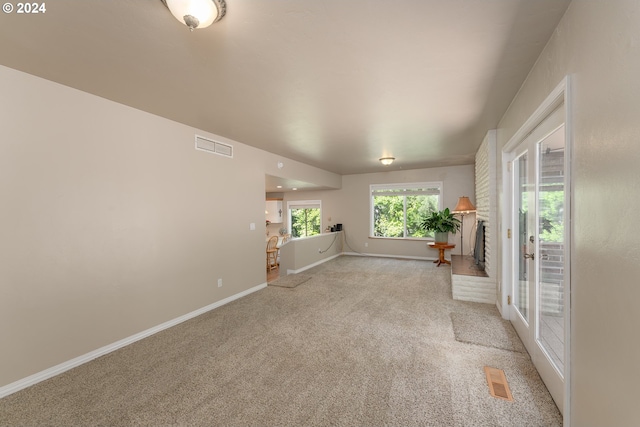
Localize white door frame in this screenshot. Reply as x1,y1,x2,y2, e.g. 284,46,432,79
500,76,572,424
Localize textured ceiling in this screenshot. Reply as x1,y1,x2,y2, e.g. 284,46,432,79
0,0,570,178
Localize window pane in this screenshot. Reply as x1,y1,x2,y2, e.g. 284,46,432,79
537,128,566,374
291,208,321,238
406,195,438,237
516,153,529,321
370,182,441,239
373,195,405,237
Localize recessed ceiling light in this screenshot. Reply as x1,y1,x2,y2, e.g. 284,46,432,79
292,188,298,191
276,185,282,189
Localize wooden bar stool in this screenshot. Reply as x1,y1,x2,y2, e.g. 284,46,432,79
266,235,279,271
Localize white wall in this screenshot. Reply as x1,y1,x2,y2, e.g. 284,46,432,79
288,165,475,259
0,65,341,389
279,232,343,274
0,64,475,393
494,1,640,424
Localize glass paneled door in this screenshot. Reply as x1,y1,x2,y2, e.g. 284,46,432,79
513,152,530,332
509,105,569,414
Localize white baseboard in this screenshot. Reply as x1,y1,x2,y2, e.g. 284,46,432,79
342,251,434,262
496,301,506,319
286,253,342,275
285,252,435,276
0,282,267,399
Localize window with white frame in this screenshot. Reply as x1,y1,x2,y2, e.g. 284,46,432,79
288,200,322,238
370,182,442,239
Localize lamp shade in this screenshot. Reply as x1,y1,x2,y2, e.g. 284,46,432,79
163,0,226,30
453,196,476,213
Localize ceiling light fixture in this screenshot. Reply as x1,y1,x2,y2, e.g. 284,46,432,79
161,0,226,31
379,157,395,166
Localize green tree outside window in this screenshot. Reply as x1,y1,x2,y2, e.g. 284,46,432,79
291,208,320,238
371,183,440,238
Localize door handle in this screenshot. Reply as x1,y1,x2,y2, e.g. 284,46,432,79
524,253,535,260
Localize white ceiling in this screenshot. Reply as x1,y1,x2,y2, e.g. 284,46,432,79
0,0,570,181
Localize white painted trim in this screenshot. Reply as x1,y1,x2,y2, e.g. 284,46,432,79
289,231,339,241
500,75,571,424
563,74,573,427
286,253,342,274
0,282,267,399
500,148,513,319
496,301,503,316
369,181,444,238
286,199,323,236
503,78,568,153
342,252,434,262
487,130,498,279
501,76,569,317
285,251,436,275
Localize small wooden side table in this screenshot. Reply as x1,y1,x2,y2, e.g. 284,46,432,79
428,242,456,266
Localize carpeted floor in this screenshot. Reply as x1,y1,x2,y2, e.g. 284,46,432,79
0,256,562,426
450,312,527,353
268,274,312,288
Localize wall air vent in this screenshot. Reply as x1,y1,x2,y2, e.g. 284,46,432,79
195,135,233,158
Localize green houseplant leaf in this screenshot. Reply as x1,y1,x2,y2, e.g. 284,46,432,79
420,208,461,234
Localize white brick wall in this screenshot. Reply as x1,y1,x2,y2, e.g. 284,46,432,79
474,131,497,279
451,130,498,306
475,138,489,272
451,273,497,304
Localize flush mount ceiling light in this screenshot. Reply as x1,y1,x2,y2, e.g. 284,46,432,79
379,157,395,166
161,0,226,31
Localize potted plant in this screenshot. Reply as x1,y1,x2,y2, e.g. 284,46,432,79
421,208,461,243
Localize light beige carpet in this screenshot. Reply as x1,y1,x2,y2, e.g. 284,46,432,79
0,256,562,426
451,311,527,353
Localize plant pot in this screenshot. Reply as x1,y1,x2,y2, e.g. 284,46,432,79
434,231,449,243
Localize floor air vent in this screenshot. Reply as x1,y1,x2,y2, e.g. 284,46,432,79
195,135,233,158
484,366,513,401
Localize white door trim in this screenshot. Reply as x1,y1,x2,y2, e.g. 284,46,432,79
500,75,572,424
